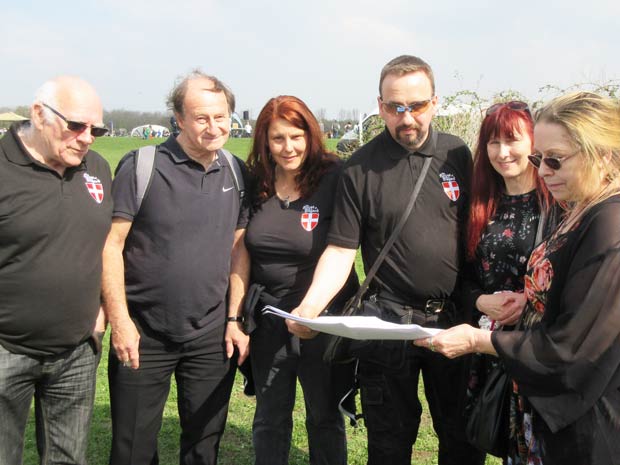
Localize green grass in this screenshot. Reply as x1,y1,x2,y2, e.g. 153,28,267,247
23,136,500,464
90,135,338,168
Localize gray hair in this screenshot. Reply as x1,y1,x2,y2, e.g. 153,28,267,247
32,80,60,124
167,69,235,116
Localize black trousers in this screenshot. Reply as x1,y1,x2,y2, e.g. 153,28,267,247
357,297,486,465
250,326,347,465
108,321,236,465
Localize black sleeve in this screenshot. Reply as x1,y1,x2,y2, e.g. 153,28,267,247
493,201,620,432
326,162,363,250
460,261,484,325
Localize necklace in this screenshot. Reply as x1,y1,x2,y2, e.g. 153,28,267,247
275,171,298,209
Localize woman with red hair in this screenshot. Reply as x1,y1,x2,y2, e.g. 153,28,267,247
441,101,555,462
244,95,357,465
464,101,554,330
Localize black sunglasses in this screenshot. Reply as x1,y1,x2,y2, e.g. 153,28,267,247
486,101,531,117
380,98,432,116
527,151,579,170
42,103,108,137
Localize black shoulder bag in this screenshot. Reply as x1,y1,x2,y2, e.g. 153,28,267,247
323,155,433,365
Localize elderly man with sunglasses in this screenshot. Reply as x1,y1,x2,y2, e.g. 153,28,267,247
0,76,112,465
288,55,485,465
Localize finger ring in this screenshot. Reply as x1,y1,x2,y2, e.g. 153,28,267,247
429,337,435,352
123,360,131,367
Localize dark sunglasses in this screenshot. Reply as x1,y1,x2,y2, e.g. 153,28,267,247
486,100,530,116
380,98,432,116
42,103,108,137
527,151,579,170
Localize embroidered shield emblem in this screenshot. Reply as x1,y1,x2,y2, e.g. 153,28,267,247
83,173,104,204
300,212,319,231
85,181,104,204
442,181,460,201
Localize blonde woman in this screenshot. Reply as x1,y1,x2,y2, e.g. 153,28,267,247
417,92,620,464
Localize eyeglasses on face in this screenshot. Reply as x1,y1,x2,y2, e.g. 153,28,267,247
486,101,530,117
527,151,579,170
380,98,432,116
42,103,108,137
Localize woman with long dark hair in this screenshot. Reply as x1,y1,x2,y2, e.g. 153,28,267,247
244,95,357,465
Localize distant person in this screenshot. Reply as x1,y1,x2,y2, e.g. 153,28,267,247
288,55,485,465
245,95,358,465
244,121,252,137
0,76,112,465
170,115,180,136
331,122,340,138
103,70,250,465
416,91,620,464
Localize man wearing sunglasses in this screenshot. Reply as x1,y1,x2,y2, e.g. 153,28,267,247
288,55,484,465
0,76,113,465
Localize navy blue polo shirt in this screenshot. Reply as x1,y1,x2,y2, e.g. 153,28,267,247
0,123,113,356
112,136,250,342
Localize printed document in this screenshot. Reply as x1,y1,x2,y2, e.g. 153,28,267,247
262,306,442,340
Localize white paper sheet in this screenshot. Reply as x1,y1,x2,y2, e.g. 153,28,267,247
262,305,442,340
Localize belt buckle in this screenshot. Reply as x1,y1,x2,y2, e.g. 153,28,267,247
425,299,444,315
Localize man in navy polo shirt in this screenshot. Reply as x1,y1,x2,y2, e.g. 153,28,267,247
0,76,112,465
289,56,485,465
102,71,250,465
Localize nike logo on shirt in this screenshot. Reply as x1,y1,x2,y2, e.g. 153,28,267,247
222,186,234,192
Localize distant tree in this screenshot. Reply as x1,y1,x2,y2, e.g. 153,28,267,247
314,107,327,122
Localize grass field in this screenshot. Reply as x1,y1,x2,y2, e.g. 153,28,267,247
22,136,500,464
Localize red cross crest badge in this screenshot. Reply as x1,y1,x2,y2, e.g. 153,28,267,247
440,173,460,201
300,205,319,231
83,173,104,204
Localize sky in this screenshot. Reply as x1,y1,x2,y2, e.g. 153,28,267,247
1,0,618,120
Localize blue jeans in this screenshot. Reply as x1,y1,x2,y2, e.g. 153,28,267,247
251,322,347,465
0,339,100,465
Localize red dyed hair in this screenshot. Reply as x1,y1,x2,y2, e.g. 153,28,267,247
466,104,552,260
246,95,337,204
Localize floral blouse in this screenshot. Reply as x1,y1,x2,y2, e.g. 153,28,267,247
472,191,540,319
494,196,620,465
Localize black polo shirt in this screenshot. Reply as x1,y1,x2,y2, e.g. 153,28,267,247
245,161,358,310
328,126,471,302
0,122,113,356
112,136,250,342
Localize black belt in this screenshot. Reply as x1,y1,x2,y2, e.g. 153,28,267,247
371,289,451,316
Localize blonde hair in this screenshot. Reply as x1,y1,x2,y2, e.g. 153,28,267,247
535,91,620,230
